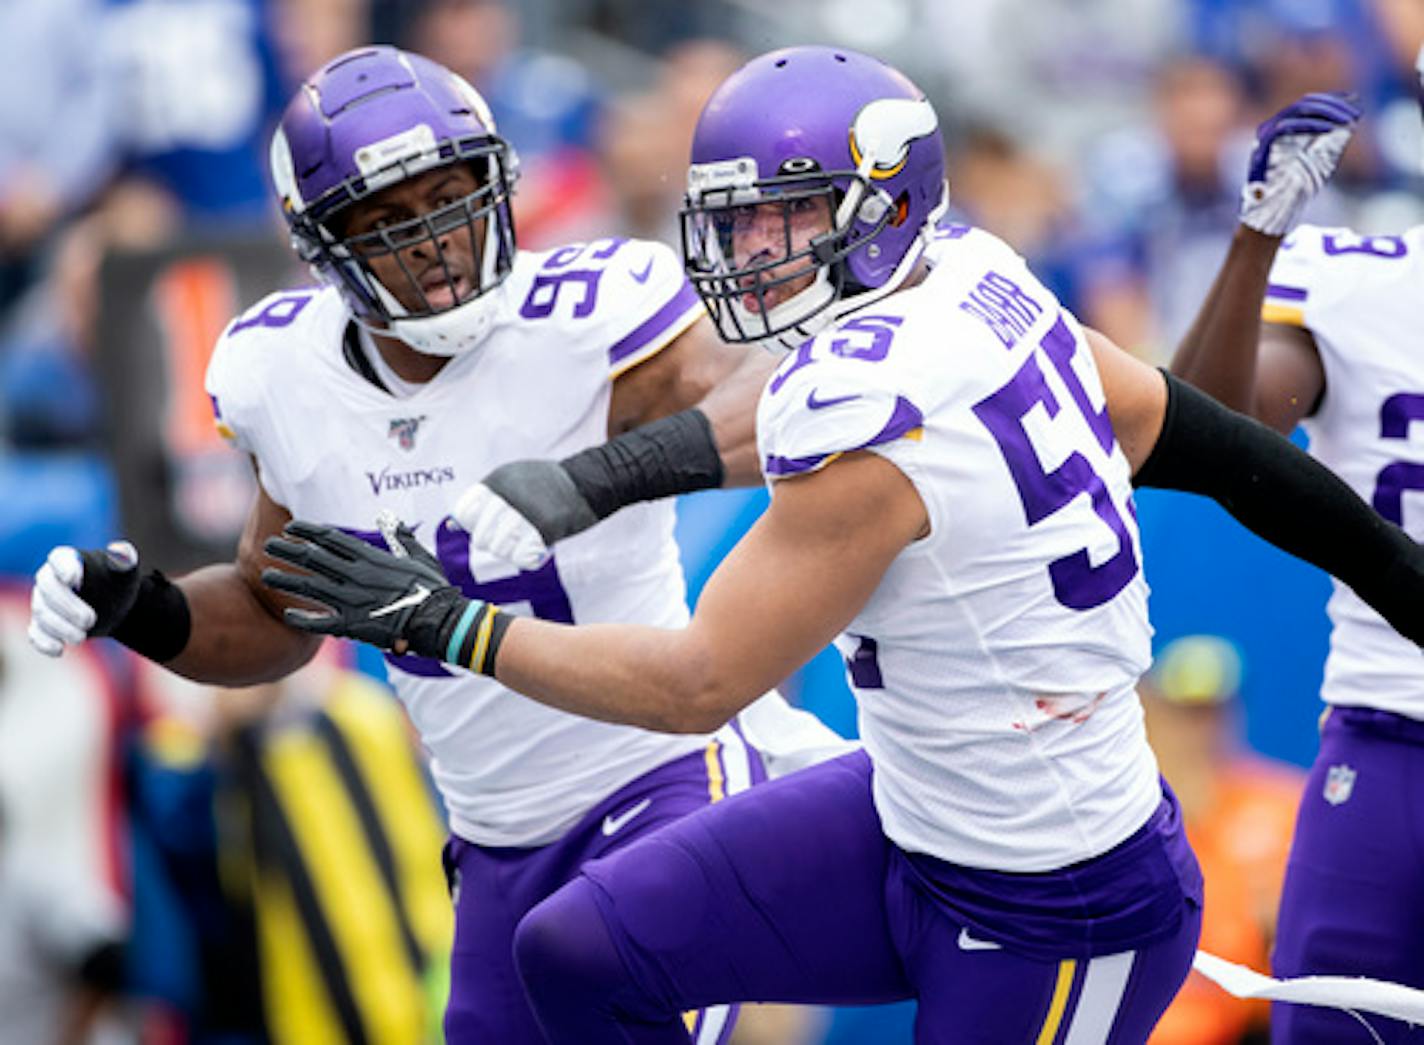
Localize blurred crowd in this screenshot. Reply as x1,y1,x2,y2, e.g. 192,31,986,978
4,0,1424,452
2,0,1422,1042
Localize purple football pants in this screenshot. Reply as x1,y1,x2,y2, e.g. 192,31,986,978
1272,707,1424,1043
443,737,762,1045
515,751,1202,1044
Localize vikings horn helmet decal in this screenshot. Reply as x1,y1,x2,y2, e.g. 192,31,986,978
849,97,940,179
680,46,948,353
270,46,519,356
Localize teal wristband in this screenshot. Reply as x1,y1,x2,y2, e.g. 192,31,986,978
444,600,482,664
439,599,510,675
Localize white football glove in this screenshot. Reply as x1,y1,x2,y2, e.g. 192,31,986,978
1239,92,1360,237
451,483,551,571
28,541,138,656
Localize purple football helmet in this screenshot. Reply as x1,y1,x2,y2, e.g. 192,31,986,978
680,46,947,352
270,46,518,356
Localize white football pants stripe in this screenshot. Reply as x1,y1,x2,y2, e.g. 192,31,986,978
1062,950,1136,1044
692,1003,733,1045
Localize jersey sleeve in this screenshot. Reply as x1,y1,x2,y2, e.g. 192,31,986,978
1263,225,1374,331
757,351,927,481
598,239,706,378
204,292,296,507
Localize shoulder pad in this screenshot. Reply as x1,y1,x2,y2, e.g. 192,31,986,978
759,333,924,480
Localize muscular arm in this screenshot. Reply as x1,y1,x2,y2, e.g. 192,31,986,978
1168,225,1325,434
609,314,774,486
165,480,321,685
494,451,926,732
1085,326,1167,473
1169,226,1282,412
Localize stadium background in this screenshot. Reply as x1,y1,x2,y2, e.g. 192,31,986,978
1,0,1422,1042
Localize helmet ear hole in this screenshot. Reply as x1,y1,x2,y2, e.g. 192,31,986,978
891,192,910,227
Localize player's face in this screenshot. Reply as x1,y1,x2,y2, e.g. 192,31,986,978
342,164,488,314
727,194,832,313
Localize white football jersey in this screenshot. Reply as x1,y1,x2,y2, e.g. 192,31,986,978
209,237,741,846
1264,225,1424,719
757,225,1160,871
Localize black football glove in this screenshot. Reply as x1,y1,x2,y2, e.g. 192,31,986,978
261,519,484,662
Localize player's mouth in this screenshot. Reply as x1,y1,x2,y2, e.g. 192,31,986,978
420,271,472,310
741,279,792,314
739,273,769,313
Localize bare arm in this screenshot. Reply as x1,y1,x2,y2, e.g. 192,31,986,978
608,313,774,486
1084,325,1167,475
1168,226,1325,434
494,451,926,732
165,480,321,685
1169,225,1281,411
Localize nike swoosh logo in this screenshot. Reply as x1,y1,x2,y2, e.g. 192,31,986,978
370,583,431,618
601,797,652,836
630,258,655,284
806,389,862,410
957,927,1002,952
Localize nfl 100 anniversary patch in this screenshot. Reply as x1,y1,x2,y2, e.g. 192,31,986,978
389,415,426,451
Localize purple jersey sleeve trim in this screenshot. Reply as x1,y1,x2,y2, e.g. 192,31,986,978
874,396,925,445
210,392,240,444
764,450,837,477
764,396,924,478
607,281,703,370
1265,283,1308,302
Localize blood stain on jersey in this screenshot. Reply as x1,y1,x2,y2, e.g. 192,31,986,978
1012,692,1109,732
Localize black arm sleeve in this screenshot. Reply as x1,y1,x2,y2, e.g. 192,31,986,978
482,408,725,544
561,408,725,518
1135,370,1424,645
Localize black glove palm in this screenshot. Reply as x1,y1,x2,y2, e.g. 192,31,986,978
262,520,474,660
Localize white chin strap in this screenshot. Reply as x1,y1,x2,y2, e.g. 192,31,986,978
745,182,950,356
377,284,509,356
731,268,837,355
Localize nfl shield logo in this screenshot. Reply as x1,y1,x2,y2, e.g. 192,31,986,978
388,415,425,451
1323,763,1356,806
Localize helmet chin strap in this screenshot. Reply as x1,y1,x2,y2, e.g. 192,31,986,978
389,291,507,355
732,268,836,355
747,182,950,356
